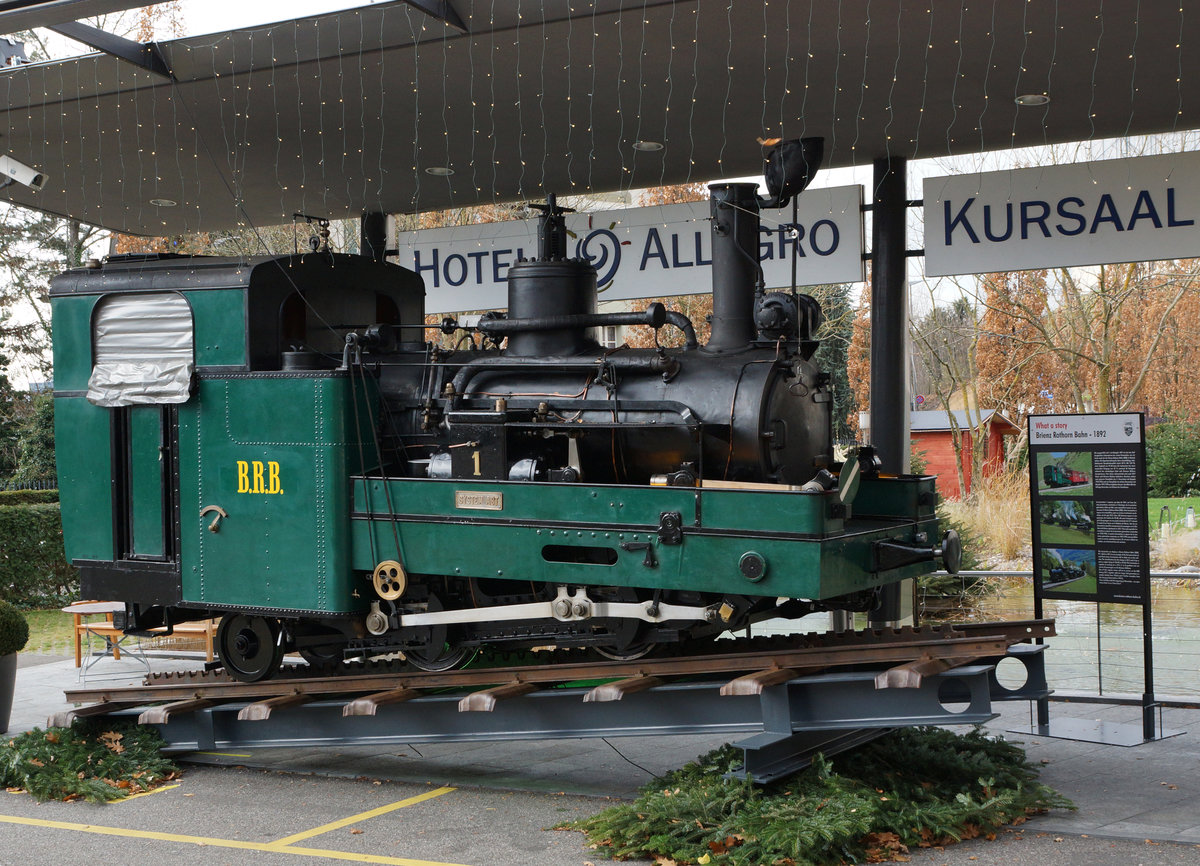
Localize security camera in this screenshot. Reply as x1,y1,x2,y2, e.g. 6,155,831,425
0,154,48,192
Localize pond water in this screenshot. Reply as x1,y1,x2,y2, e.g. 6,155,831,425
752,577,1200,700
963,578,1200,699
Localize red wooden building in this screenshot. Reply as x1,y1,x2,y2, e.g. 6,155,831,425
909,410,1019,498
858,409,1019,499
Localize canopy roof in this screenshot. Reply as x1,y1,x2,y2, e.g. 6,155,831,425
1,0,1195,235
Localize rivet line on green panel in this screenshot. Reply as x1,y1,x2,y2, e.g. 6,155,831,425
196,400,206,601
315,380,328,608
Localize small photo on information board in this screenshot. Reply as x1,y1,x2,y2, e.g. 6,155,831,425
1028,414,1149,605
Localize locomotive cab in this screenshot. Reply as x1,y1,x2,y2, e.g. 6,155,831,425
51,253,421,677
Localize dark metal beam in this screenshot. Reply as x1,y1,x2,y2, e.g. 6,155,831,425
0,0,143,35
47,19,171,78
401,0,467,33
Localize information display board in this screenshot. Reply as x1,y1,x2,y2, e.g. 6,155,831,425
1028,413,1149,604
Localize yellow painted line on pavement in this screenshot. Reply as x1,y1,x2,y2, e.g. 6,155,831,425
0,813,472,866
194,751,252,757
270,786,457,846
112,784,180,803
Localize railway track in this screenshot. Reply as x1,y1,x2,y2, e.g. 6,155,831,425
50,620,1055,782
56,619,1054,724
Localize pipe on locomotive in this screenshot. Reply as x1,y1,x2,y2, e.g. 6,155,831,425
474,303,699,351
447,351,680,404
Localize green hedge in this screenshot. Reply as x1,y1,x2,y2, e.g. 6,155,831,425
0,489,60,506
0,502,79,607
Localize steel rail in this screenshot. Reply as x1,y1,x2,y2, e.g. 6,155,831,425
60,626,1045,707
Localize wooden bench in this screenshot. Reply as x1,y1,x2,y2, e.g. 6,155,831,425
64,602,218,667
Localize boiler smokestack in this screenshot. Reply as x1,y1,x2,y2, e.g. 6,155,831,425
706,182,762,353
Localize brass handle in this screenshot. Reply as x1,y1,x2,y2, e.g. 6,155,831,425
200,505,228,533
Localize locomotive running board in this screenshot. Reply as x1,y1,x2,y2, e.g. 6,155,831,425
90,650,1046,784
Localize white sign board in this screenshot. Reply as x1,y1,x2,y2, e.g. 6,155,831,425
1029,413,1143,446
924,151,1200,277
396,186,864,313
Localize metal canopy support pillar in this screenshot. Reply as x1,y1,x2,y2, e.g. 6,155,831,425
868,156,912,628
360,212,388,262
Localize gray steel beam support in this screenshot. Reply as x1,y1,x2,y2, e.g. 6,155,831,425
360,211,389,262
869,156,912,628
122,666,997,783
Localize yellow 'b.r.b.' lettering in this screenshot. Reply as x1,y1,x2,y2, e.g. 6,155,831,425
236,459,283,494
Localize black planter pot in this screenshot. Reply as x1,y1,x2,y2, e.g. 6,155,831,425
0,652,16,734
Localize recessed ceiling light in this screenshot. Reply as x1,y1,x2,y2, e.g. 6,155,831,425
149,198,178,207
424,166,454,176
633,140,664,152
1014,93,1050,107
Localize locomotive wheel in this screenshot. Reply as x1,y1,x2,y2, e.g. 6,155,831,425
402,591,472,671
298,644,343,666
406,644,472,671
594,638,654,661
217,614,285,682
593,588,655,661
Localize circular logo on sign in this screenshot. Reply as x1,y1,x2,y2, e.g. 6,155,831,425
576,228,622,287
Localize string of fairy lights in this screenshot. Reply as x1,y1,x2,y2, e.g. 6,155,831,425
0,0,1193,248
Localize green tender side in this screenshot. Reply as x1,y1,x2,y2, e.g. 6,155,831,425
178,374,375,614
350,476,940,600
184,288,247,367
51,296,113,564
49,295,98,392
53,395,114,563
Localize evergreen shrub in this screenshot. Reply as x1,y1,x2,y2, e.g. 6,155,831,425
0,600,29,655
0,503,79,607
0,489,59,505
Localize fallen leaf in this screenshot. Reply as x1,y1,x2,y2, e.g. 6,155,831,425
349,828,363,835
708,836,744,855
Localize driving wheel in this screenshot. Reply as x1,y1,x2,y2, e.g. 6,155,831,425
217,613,285,682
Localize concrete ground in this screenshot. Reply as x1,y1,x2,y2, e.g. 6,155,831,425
4,651,1200,865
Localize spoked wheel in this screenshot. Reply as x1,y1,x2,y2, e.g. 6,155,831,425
294,623,348,668
593,587,656,661
217,614,285,682
298,644,344,667
406,644,473,671
594,636,655,661
402,592,473,672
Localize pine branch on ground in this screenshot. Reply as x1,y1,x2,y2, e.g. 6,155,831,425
563,727,1073,866
1,719,179,802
